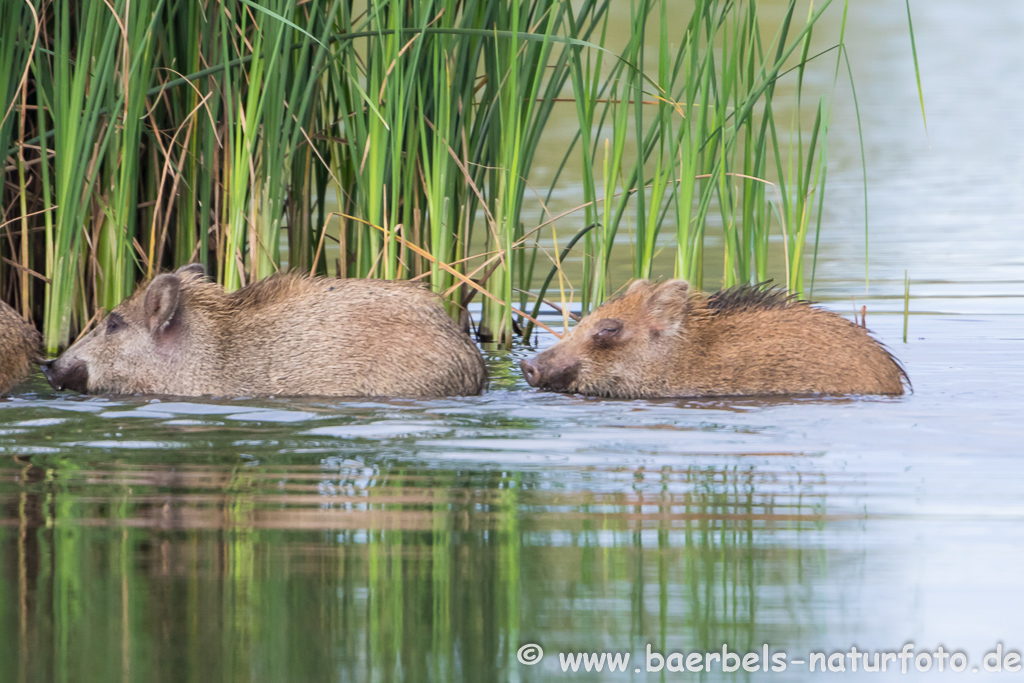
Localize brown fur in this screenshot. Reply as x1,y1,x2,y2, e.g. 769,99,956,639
44,265,487,398
0,300,40,394
520,279,907,398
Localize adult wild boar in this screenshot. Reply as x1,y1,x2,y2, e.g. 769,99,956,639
44,264,486,398
0,300,40,394
519,279,906,398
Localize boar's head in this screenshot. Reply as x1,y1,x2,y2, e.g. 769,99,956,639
520,279,690,398
43,264,211,395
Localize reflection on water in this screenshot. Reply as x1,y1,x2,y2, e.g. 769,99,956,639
4,0,1024,680
0,391,843,682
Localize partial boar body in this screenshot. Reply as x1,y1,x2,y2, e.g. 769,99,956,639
0,300,40,395
520,279,907,398
44,265,486,398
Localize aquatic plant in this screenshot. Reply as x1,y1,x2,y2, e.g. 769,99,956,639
0,0,920,352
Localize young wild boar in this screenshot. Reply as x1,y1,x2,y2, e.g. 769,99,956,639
519,279,907,398
44,264,486,398
0,300,40,395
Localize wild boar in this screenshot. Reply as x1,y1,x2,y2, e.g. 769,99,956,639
519,279,907,398
0,300,40,395
43,264,486,398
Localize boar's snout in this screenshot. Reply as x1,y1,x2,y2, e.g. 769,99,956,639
520,358,540,386
42,358,89,393
520,354,580,392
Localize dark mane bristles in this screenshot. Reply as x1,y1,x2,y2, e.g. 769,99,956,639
707,282,800,312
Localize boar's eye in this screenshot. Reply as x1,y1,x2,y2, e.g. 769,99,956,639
592,318,623,344
106,312,126,334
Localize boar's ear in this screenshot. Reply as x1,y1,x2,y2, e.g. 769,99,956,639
649,279,690,335
144,274,182,335
175,263,207,280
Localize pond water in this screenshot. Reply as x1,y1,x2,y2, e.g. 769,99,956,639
3,1,1024,681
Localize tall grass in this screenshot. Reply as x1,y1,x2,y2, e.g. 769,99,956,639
0,0,915,353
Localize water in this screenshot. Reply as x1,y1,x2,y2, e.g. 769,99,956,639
4,1,1024,681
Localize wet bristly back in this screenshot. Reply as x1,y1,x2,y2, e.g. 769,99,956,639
0,300,40,394
686,284,907,396
215,274,487,397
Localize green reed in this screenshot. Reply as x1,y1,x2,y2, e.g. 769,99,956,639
1,0,918,353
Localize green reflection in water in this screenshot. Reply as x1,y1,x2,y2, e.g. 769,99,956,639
0,451,827,682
